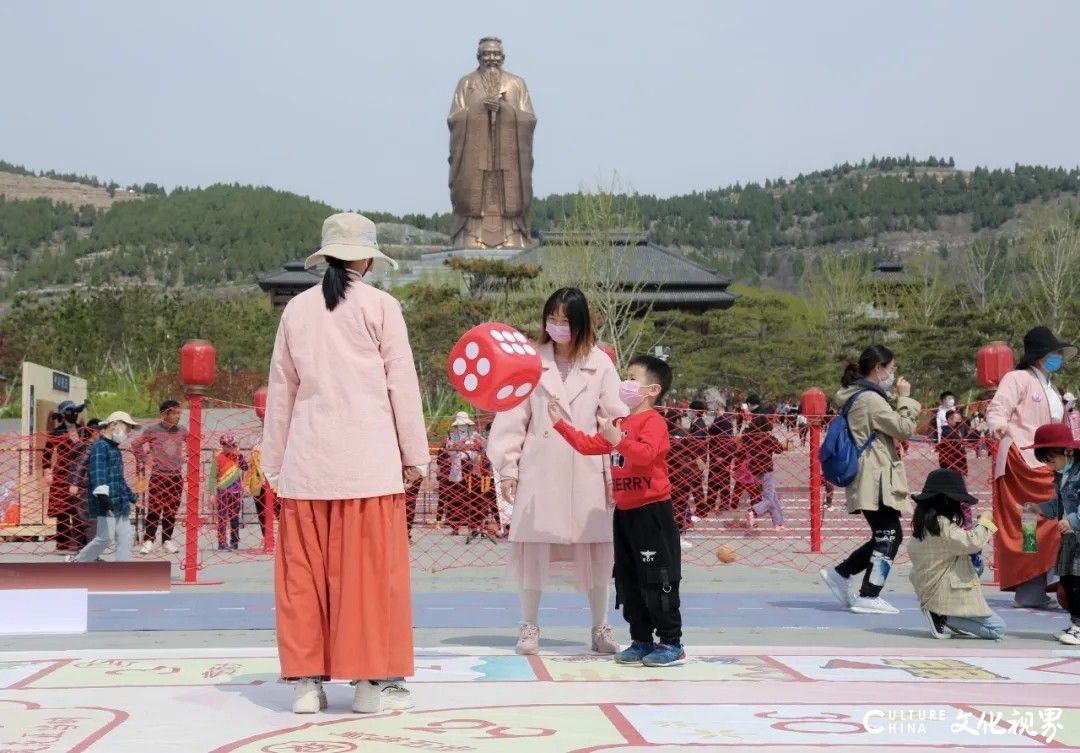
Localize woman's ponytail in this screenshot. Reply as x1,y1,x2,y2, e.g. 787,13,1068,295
840,363,860,387
322,258,352,311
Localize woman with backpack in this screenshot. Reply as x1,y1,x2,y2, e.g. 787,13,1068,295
819,345,921,615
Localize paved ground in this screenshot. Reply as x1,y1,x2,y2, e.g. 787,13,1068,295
4,645,1078,751
5,555,1080,750
77,590,1070,636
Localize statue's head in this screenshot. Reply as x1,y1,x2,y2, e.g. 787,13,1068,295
476,36,504,70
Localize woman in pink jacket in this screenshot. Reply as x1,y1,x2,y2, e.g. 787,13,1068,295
262,213,430,715
488,287,625,655
987,326,1073,608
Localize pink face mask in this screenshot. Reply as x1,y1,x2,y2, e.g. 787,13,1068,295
546,322,572,344
619,380,645,410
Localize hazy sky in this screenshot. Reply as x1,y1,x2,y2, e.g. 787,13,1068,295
3,1,1079,215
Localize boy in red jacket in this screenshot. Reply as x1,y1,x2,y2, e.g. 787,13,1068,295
547,355,684,667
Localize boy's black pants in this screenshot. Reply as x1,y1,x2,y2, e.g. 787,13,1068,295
1061,575,1080,624
613,500,682,645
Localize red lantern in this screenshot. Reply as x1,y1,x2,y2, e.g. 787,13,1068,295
253,386,268,420
598,342,617,365
800,387,827,418
977,341,1014,389
180,340,216,392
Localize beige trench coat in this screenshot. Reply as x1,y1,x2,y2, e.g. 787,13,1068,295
834,384,921,514
907,517,995,617
487,343,624,544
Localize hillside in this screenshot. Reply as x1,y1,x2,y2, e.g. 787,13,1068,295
1,156,1079,299
0,171,146,210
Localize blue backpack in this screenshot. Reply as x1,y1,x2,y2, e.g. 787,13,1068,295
819,390,876,487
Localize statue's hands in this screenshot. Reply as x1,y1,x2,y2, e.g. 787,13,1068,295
484,96,501,112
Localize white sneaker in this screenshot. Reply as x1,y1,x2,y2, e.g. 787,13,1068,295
163,540,179,554
690,515,701,524
819,567,852,608
680,537,694,551
1058,625,1080,646
923,609,952,640
352,680,413,713
850,596,900,615
515,622,539,655
291,679,327,714
139,541,156,555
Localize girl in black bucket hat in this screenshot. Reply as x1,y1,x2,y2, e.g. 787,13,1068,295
907,469,1006,640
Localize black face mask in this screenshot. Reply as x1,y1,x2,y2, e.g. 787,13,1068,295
62,413,79,424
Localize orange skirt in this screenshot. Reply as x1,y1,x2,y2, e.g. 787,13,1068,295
275,495,413,680
993,445,1060,592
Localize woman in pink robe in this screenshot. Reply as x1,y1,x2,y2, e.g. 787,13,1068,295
987,326,1074,608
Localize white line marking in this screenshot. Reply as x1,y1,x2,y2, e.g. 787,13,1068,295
110,608,138,612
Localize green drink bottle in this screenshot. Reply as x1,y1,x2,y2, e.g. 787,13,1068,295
1021,508,1038,554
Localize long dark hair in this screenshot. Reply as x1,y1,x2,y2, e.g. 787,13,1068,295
322,258,357,311
841,345,895,387
911,496,963,540
539,287,596,361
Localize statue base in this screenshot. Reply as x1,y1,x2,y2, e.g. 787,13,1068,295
451,216,529,250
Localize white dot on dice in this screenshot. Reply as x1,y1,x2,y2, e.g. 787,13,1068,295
514,383,533,397
476,358,491,376
500,343,514,354
502,330,517,342
496,385,514,400
514,332,527,343
491,331,505,342
463,374,478,392
452,358,467,376
511,344,526,355
465,342,480,359
523,344,536,356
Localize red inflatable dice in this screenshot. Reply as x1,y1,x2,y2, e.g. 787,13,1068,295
447,323,542,412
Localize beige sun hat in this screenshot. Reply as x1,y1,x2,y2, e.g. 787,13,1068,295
304,212,400,270
452,411,475,427
102,411,141,429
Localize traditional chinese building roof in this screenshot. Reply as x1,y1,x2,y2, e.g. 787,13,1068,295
509,231,736,311
256,259,322,308
258,232,738,312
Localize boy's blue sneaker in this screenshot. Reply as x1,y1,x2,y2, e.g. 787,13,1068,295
642,642,687,667
614,641,655,665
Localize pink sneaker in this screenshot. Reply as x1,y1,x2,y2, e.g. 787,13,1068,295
515,622,539,655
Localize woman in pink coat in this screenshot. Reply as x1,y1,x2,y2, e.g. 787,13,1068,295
262,213,430,715
488,287,625,655
987,326,1073,608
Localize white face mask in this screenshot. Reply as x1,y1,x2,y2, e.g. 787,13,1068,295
878,372,896,391
111,425,129,443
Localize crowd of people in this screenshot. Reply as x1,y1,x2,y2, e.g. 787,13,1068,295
49,212,1080,716
47,398,276,559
